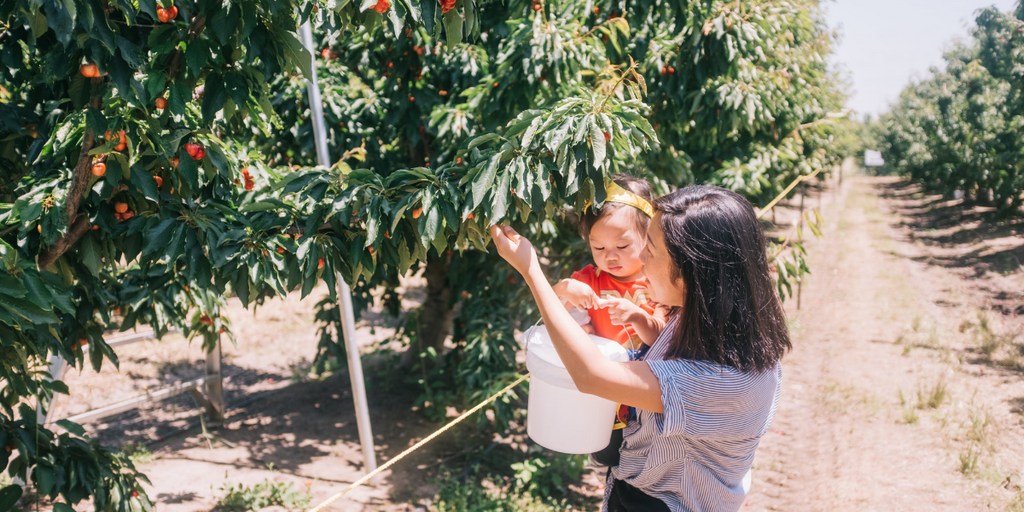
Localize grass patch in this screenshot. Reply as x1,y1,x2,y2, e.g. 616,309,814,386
916,374,948,410
960,310,1021,362
120,442,155,465
215,479,311,512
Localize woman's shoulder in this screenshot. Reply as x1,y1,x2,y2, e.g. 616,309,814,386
648,356,782,394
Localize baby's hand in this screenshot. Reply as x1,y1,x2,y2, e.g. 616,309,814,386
560,279,601,310
598,297,646,327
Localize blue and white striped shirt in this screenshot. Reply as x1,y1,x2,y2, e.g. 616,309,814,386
604,321,783,512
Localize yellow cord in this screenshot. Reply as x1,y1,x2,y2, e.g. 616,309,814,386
306,373,530,512
756,168,823,219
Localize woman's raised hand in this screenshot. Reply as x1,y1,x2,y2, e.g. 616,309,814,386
489,225,540,277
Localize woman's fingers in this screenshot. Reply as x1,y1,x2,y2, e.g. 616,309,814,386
489,224,537,275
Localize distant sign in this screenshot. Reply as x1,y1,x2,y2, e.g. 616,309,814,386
864,150,885,167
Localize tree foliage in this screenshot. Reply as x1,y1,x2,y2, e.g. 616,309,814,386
0,0,846,507
877,4,1024,215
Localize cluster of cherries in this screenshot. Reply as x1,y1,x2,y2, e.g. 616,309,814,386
373,0,389,13
156,4,178,22
237,167,255,191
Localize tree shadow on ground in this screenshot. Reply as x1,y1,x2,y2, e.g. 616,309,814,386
874,178,1024,297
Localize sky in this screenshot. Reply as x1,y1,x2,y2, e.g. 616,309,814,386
824,0,1019,119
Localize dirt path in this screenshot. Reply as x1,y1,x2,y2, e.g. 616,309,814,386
747,173,1024,511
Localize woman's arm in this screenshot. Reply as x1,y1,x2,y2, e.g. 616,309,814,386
490,225,665,413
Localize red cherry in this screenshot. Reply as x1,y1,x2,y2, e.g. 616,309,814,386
92,162,106,177
184,142,200,158
193,147,206,160
277,247,285,254
157,7,172,22
603,131,611,142
167,6,178,18
317,257,325,269
244,179,254,191
121,210,134,220
154,176,163,188
373,0,389,14
80,63,99,77
155,97,167,109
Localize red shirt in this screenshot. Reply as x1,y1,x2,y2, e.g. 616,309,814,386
570,264,656,346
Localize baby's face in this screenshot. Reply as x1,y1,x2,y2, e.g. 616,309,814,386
588,207,646,281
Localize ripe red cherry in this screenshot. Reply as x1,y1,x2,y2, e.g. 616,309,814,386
80,63,99,77
373,0,389,13
317,257,325,269
91,162,106,177
277,247,285,254
154,176,163,188
184,142,200,158
155,97,167,109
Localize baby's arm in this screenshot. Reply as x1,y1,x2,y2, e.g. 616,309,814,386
553,278,600,310
598,299,667,345
630,306,668,346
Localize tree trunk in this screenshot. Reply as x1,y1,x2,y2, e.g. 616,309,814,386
402,252,453,367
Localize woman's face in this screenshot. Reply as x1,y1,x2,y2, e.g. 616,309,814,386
641,213,686,307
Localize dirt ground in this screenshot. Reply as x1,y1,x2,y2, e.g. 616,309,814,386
749,170,1024,511
44,167,1024,511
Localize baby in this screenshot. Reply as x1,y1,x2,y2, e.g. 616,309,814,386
553,175,666,466
553,175,666,355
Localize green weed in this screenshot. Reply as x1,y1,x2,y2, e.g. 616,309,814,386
120,442,155,465
916,375,948,410
215,479,311,512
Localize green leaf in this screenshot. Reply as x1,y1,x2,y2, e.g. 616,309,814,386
471,154,500,209
116,35,144,68
202,73,227,125
143,218,176,259
186,39,209,78
278,30,313,80
79,233,103,276
590,119,606,170
443,8,463,48
35,465,54,496
209,4,240,46
0,485,23,511
131,166,160,201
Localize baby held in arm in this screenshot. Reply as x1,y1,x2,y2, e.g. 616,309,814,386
552,175,668,356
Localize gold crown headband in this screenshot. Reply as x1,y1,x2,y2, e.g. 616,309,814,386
603,181,654,218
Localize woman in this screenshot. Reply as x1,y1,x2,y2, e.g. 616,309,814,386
490,185,791,512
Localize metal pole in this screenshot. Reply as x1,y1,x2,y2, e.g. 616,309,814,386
300,21,378,477
38,354,67,425
204,335,225,425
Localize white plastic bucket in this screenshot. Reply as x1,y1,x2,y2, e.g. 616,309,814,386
522,325,629,454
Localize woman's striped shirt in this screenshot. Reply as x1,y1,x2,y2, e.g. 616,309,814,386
604,320,783,512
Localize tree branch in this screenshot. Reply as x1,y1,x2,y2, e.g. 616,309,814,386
166,16,208,84
36,89,103,271
37,216,92,270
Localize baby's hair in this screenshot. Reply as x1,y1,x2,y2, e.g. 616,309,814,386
577,174,654,240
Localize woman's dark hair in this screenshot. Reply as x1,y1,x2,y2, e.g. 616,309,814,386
654,185,791,372
577,174,654,240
